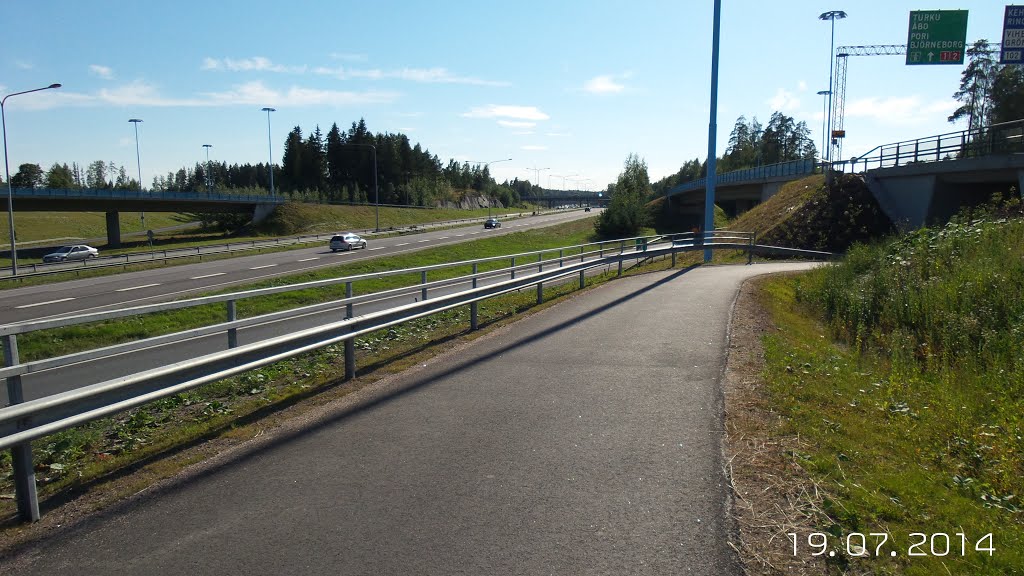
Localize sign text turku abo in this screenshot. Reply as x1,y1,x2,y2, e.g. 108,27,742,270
906,10,969,66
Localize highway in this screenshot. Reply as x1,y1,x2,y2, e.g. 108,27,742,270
0,262,817,575
0,209,597,324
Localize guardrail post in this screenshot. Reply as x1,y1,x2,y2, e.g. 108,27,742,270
559,249,563,268
579,269,585,289
672,248,677,268
510,257,516,279
537,281,544,304
3,334,39,523
470,264,479,331
226,300,238,348
618,241,624,276
420,271,428,301
345,282,355,380
747,234,754,265
538,253,543,273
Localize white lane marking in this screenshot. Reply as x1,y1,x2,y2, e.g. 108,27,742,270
16,297,75,309
438,236,449,239
297,257,319,262
368,247,385,250
250,264,277,270
469,232,480,234
417,239,430,243
455,234,465,237
190,272,226,280
396,243,410,246
116,283,161,292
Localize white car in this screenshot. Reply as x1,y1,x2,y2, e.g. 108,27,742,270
329,233,367,251
43,245,99,263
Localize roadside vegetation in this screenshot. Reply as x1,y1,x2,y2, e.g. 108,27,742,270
0,214,690,535
754,199,1024,574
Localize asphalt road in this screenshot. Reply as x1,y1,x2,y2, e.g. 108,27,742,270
0,261,817,575
0,209,597,324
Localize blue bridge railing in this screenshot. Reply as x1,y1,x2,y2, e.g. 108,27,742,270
668,158,819,196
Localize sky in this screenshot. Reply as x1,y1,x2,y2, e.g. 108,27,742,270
0,1,1013,192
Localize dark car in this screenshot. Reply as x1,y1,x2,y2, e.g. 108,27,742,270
585,207,592,212
484,218,501,229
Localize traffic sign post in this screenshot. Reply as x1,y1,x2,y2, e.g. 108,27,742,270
906,10,969,65
1002,5,1024,65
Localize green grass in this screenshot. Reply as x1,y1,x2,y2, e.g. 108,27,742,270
0,211,191,245
757,210,1024,574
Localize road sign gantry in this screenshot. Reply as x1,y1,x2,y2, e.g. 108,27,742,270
906,10,969,66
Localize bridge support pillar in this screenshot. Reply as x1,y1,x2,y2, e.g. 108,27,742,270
865,174,936,231
1018,170,1024,200
252,203,276,224
105,211,121,248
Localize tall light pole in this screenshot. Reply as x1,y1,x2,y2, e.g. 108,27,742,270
343,143,379,231
128,118,144,230
202,144,213,194
469,158,511,217
820,10,847,166
3,83,61,277
261,107,275,198
704,0,722,263
816,90,831,163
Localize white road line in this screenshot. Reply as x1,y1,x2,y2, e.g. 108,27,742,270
417,239,430,243
297,257,319,262
250,264,277,270
396,243,410,246
455,234,465,237
190,272,226,280
368,247,385,250
116,283,161,292
438,236,449,240
16,297,75,309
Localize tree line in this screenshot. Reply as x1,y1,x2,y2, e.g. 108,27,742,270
950,39,1024,132
1,118,537,209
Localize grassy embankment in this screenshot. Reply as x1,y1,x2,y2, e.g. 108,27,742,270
0,215,684,527
0,202,534,281
756,207,1024,574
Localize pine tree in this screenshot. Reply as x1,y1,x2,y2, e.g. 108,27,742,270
949,40,998,131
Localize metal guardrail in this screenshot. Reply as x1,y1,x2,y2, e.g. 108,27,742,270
668,158,820,196
837,118,1024,173
0,231,831,522
1,211,548,280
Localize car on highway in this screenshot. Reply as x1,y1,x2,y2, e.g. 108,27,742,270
329,233,367,251
42,244,99,263
585,207,592,212
484,218,501,229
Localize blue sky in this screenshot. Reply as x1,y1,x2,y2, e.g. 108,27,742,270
0,1,1012,192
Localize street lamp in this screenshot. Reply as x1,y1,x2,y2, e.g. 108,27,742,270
128,118,144,230
202,144,213,194
469,158,511,216
261,107,275,198
816,90,831,163
820,10,847,165
3,83,61,277
343,143,379,231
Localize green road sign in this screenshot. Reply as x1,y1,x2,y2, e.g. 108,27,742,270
906,10,969,65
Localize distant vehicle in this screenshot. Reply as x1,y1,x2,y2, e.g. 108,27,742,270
584,207,592,212
329,233,367,251
42,245,99,263
484,218,501,229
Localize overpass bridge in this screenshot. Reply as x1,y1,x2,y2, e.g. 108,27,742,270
520,193,605,208
664,118,1024,229
2,188,283,248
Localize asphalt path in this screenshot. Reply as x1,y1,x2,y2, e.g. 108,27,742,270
0,209,597,324
0,261,817,575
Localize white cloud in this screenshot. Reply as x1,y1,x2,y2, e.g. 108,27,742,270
768,88,801,112
798,80,808,92
202,57,307,74
90,64,114,79
331,52,368,62
498,120,535,128
521,145,547,151
844,96,954,125
584,75,625,94
202,81,398,107
462,105,550,121
315,65,508,86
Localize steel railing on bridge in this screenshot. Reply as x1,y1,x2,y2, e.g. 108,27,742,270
837,118,1024,173
0,231,831,522
668,158,820,196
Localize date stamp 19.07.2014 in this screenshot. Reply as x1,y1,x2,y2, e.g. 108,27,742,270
787,531,995,559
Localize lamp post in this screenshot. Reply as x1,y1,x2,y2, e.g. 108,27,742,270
202,144,213,194
128,118,144,229
343,143,379,231
469,158,511,216
816,90,831,164
819,10,847,165
261,107,275,198
3,83,61,277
